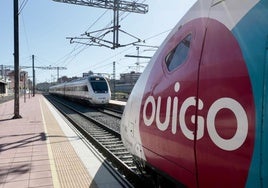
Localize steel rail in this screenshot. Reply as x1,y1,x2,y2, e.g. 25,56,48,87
45,95,146,187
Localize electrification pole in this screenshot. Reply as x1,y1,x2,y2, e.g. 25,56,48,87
113,61,116,99
32,55,35,96
52,0,148,49
13,0,21,119
57,67,59,81
113,0,119,49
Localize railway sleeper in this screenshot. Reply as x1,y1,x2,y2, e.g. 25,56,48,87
90,132,110,136
97,137,118,141
86,128,103,133
107,147,127,152
112,151,130,156
122,160,136,165
90,130,109,133
89,130,109,134
108,149,128,154
105,144,125,149
129,166,139,171
101,141,122,145
98,138,120,143
120,160,135,166
118,153,133,159
93,135,114,140
119,155,133,160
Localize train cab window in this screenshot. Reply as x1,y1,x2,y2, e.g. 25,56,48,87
165,34,192,72
91,82,108,93
89,77,108,93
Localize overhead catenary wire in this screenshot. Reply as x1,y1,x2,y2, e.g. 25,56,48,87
18,0,29,14
66,0,146,49
68,9,110,56
51,9,110,67
35,23,170,81
34,9,110,78
58,0,148,66
37,25,170,80
34,0,174,81
3,0,162,83
21,13,31,56
60,0,145,57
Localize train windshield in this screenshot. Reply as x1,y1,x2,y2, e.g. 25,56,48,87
89,77,108,93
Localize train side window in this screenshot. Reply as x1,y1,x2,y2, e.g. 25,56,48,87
165,34,192,72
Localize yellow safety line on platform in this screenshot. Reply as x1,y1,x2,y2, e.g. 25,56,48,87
40,98,61,188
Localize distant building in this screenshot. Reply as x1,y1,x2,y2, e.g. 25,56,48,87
7,70,29,93
109,71,141,95
36,82,50,92
57,76,69,83
0,80,7,95
82,72,90,77
119,71,141,84
0,68,11,79
0,67,9,95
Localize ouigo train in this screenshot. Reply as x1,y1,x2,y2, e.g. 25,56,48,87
121,0,268,187
49,75,111,105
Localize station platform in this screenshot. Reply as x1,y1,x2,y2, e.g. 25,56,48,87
0,94,124,188
107,100,126,112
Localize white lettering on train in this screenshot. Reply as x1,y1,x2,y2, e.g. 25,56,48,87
142,82,248,151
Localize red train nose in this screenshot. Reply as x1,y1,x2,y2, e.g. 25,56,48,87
139,18,255,187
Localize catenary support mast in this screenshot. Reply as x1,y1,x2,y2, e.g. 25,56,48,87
53,0,148,48
13,0,21,119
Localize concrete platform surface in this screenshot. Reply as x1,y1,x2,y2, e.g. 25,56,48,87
0,94,123,188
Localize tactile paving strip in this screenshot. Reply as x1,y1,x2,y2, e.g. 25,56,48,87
40,98,98,188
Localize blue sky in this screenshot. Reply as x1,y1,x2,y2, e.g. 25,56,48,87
0,0,195,83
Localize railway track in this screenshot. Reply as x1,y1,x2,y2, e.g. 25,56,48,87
97,107,122,119
45,95,152,187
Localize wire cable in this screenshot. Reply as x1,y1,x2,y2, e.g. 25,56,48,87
19,0,29,14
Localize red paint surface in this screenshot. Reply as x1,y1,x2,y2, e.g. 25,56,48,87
139,18,255,187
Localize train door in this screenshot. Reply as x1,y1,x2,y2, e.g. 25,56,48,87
139,18,207,187
196,18,255,187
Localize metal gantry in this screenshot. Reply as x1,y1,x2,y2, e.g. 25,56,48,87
3,65,67,80
52,0,148,49
53,0,148,13
3,64,66,96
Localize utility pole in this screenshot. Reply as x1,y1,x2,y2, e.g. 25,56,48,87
113,61,116,99
23,72,26,103
113,0,119,49
13,0,21,119
57,67,59,81
32,55,35,97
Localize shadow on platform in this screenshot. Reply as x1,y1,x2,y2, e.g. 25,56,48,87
0,163,31,184
0,118,14,122
0,132,80,153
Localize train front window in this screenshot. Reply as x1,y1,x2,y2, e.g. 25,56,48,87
165,34,192,72
89,77,108,93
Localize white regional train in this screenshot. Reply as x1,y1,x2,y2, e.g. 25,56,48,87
49,75,111,105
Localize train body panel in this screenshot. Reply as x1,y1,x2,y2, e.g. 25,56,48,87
49,76,111,105
121,0,268,187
